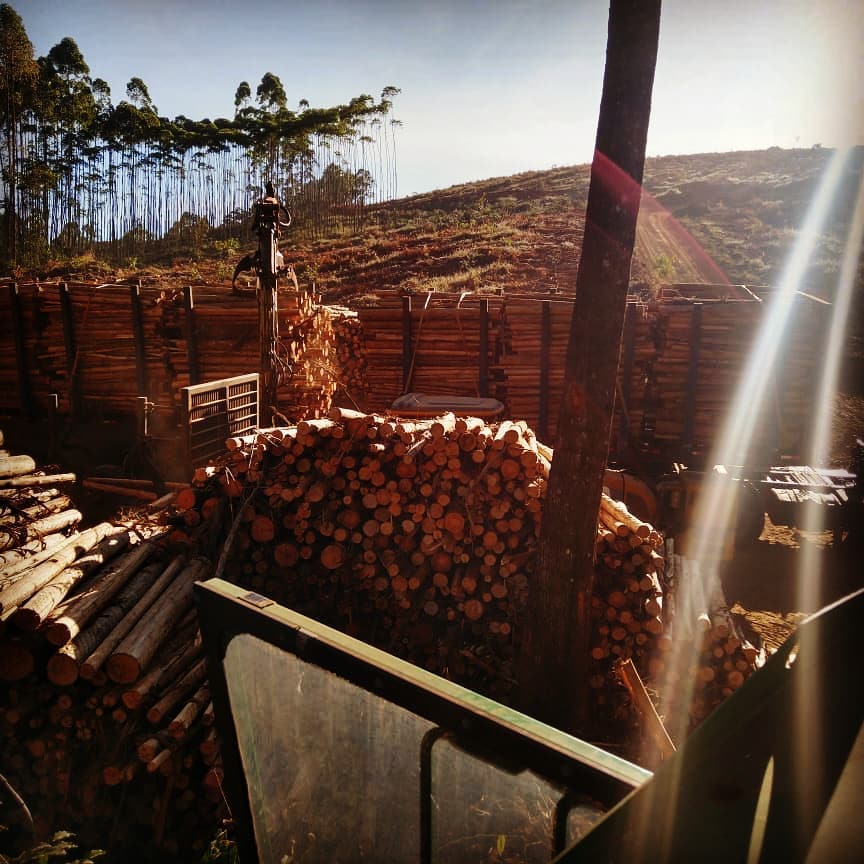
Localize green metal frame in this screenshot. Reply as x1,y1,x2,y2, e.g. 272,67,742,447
195,578,863,863
195,578,649,864
556,586,864,862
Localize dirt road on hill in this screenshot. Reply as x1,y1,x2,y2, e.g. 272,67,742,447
635,193,730,284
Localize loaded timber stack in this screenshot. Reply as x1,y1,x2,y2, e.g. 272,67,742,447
173,410,670,705
329,307,368,400
494,298,572,439
0,279,338,424
589,492,668,706
354,292,504,413
0,280,826,466
662,550,764,731
0,435,224,859
611,286,825,462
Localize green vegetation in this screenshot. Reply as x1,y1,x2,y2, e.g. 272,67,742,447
0,830,102,864
0,3,399,270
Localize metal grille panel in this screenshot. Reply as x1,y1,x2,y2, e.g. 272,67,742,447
182,373,259,470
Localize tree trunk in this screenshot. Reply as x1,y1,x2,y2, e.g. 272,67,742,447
518,0,662,734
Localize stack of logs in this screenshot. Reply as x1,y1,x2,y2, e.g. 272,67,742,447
662,549,764,730
172,410,671,704
494,299,572,439
354,293,504,412
0,280,825,465
344,289,824,460
0,279,339,424
0,436,224,860
589,491,669,711
329,308,368,400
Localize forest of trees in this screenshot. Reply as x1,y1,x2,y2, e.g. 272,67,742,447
0,4,400,269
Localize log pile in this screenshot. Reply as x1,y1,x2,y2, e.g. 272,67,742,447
662,550,764,731
613,291,825,461
0,279,340,425
589,492,668,699
329,307,368,401
493,298,572,439
1,280,826,465
631,299,769,456
354,292,504,412
0,437,223,860
172,411,670,708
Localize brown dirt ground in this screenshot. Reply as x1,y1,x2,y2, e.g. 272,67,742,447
635,193,730,284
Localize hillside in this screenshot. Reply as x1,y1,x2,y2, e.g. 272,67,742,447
266,147,863,346
38,146,860,316
26,145,864,409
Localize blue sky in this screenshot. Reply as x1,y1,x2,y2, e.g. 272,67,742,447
15,0,864,196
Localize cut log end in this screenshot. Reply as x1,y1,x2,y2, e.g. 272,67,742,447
46,652,79,686
105,653,141,685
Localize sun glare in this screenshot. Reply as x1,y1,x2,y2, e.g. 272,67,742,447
656,147,860,848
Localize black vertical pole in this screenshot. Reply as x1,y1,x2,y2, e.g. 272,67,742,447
130,283,148,397
401,293,413,392
59,283,81,416
48,393,59,460
539,300,551,440
479,298,489,397
10,284,34,417
184,285,201,386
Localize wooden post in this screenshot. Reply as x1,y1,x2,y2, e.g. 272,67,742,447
9,284,33,416
479,298,489,397
683,302,702,453
183,286,200,386
539,300,551,440
401,293,413,392
59,282,81,416
48,394,59,460
618,303,636,457
130,283,148,397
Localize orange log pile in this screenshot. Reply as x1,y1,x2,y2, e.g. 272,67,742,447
0,436,222,859
661,550,764,731
174,410,670,707
0,279,340,424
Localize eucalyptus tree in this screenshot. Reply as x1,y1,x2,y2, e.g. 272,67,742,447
99,85,160,258
234,81,251,115
0,2,38,266
2,7,401,265
37,36,96,254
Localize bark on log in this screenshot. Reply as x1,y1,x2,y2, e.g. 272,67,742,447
106,558,209,684
167,684,210,738
0,522,120,614
46,560,166,686
11,529,132,630
44,537,162,647
122,627,201,711
0,509,83,553
80,556,186,680
0,532,68,578
0,473,77,489
0,455,36,478
146,658,208,725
